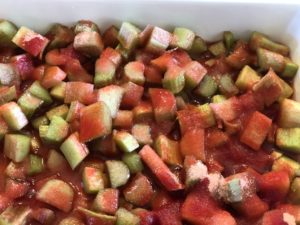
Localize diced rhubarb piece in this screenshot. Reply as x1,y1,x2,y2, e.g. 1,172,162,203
257,48,285,72
189,36,207,55
4,134,31,163
17,92,43,118
32,115,49,130
144,65,163,84
155,134,182,166
31,208,55,225
122,152,144,174
132,124,153,145
226,40,253,69
272,156,300,179
123,173,154,206
0,86,17,105
50,81,67,101
45,23,74,50
37,179,74,212
118,22,141,50
113,110,133,129
42,66,66,89
103,26,119,48
253,68,284,106
145,26,171,53
210,96,241,122
106,160,130,188
93,188,119,215
0,20,17,48
91,135,118,157
124,61,145,85
0,206,31,225
60,132,89,170
138,24,153,46
64,81,94,105
31,64,46,81
154,200,182,225
184,61,207,90
277,204,300,224
1,101,28,130
10,54,34,80
223,31,234,51
74,31,104,57
113,130,139,153
46,104,69,120
66,100,84,122
47,149,68,172
25,154,44,176
232,194,269,219
116,43,131,60
171,27,195,50
28,81,53,105
278,77,293,102
209,41,226,56
250,31,289,56
149,88,176,123
82,166,105,194
176,96,187,110
94,57,116,87
162,65,185,94
0,116,8,140
235,65,260,91
258,170,290,203
5,178,29,199
181,181,236,225
5,161,26,180
240,111,272,150
278,99,300,128
96,85,124,118
121,82,144,109
139,145,183,191
65,59,93,83
0,63,19,87
289,177,300,204
74,20,100,34
116,208,140,225
101,47,122,67
40,116,69,144
184,157,208,188
180,129,205,161
282,57,299,78
218,74,239,97
206,128,229,148
59,217,85,225
132,208,159,225
12,26,49,57
133,102,153,123
194,75,218,98
197,103,216,127
276,128,300,153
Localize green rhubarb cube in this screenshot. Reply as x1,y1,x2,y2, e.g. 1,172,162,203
235,65,261,91
257,48,285,73
278,99,300,128
113,130,139,153
46,104,69,120
131,124,153,145
50,82,66,100
171,27,195,50
26,154,44,176
17,92,43,118
106,160,130,188
4,134,31,163
116,208,140,225
196,103,216,128
1,102,28,130
28,81,53,105
77,207,116,224
208,41,226,56
40,116,69,144
0,86,17,104
122,152,144,174
0,20,18,48
94,57,116,88
74,20,100,34
162,65,185,94
218,74,239,97
289,177,300,204
60,132,89,170
82,166,105,194
124,61,145,86
117,22,141,50
46,23,74,50
0,206,31,225
272,156,300,179
194,75,218,98
32,116,49,130
282,58,298,78
189,36,207,55
74,31,104,57
276,128,300,153
223,31,234,50
146,26,171,53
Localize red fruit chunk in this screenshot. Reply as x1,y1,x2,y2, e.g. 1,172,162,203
123,173,154,206
151,190,174,210
134,209,159,225
257,170,290,203
155,201,182,225
149,88,177,123
64,81,94,105
80,102,112,142
10,54,34,80
0,194,11,212
226,41,254,69
139,145,183,191
101,47,122,67
180,129,205,161
4,179,29,199
233,194,269,219
144,65,163,84
121,82,144,109
42,66,67,88
277,204,300,222
31,65,46,81
65,59,93,83
94,188,119,215
240,111,272,150
210,96,241,122
261,209,291,225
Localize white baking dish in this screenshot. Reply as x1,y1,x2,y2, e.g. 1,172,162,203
0,0,299,99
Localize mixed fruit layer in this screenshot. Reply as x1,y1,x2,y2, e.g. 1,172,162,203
0,19,299,225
